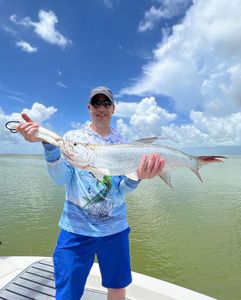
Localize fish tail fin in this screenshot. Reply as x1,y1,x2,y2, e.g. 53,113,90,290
158,156,226,188
192,156,227,183
158,171,173,189
197,155,227,167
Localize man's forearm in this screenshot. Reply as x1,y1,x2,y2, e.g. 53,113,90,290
42,142,61,162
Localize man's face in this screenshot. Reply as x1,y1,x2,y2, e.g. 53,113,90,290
88,94,115,127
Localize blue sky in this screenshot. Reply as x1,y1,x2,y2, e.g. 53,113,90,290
1,0,241,154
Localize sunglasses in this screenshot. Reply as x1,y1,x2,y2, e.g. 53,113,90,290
90,99,113,109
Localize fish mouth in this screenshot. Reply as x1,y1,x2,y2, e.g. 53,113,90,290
62,150,75,161
61,141,75,156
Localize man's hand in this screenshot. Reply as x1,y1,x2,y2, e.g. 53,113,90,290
137,154,165,179
17,113,43,142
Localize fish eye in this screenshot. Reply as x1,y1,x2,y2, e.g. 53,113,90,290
74,143,77,146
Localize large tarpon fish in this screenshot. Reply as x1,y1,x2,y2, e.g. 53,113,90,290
6,121,226,187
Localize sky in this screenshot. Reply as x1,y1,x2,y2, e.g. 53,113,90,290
0,0,241,154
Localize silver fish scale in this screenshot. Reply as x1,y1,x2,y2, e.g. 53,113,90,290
91,143,195,175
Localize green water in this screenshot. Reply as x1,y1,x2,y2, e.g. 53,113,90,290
0,154,241,300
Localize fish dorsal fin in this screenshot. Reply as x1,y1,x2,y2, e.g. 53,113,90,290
134,137,158,144
126,172,139,181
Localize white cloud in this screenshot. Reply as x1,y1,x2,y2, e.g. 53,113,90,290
225,64,241,106
138,0,192,32
0,102,57,154
22,102,57,123
7,95,24,103
114,101,138,118
115,99,241,148
16,40,37,53
70,120,91,130
0,84,26,97
1,24,17,36
103,0,113,9
190,111,241,145
160,123,209,147
115,97,176,139
122,0,241,117
138,6,163,32
56,81,67,88
163,111,241,147
10,10,71,47
116,118,133,138
115,97,176,122
9,15,17,23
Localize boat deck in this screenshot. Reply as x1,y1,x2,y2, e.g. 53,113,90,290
0,258,111,300
0,256,216,300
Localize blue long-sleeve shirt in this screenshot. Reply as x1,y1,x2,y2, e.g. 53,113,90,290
43,125,140,237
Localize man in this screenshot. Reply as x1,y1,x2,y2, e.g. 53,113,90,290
17,86,164,300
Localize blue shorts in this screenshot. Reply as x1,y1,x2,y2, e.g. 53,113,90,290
53,228,132,300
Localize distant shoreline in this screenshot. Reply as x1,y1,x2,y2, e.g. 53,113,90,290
0,153,43,157
0,151,241,158
1,145,240,157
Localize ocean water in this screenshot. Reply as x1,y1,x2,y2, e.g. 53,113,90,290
0,154,241,300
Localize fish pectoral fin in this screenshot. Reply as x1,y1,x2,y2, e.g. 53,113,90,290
158,170,173,188
125,172,139,181
90,167,111,181
133,137,159,144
